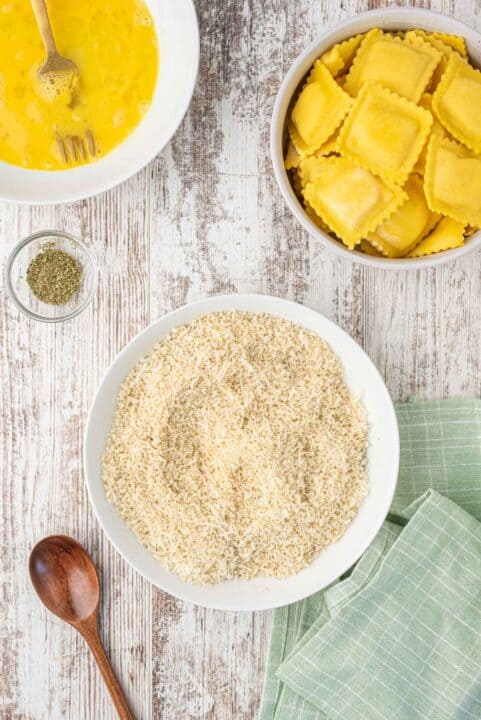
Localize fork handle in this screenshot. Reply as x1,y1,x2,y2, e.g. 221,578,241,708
30,0,58,56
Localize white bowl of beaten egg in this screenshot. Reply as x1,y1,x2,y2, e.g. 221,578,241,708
84,294,399,611
0,0,199,203
271,8,481,268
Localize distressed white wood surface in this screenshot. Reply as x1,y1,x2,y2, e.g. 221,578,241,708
1,0,481,718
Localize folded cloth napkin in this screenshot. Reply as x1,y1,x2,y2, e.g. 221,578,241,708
259,399,481,720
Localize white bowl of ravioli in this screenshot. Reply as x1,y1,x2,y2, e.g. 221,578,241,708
271,8,481,268
0,0,199,204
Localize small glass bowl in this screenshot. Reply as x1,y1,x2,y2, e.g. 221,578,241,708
5,230,97,323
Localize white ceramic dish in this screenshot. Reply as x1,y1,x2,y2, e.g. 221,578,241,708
84,294,399,611
271,8,481,269
0,0,199,204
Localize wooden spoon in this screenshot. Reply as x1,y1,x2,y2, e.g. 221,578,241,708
29,535,135,720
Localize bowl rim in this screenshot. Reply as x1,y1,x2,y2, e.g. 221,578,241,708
0,0,200,205
83,293,400,611
5,229,98,322
270,7,481,269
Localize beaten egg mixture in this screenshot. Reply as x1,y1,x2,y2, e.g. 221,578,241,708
0,0,158,170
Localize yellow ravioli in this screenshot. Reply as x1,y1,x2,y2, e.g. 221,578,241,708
422,211,444,240
285,141,301,170
298,156,328,186
431,32,467,57
317,51,343,78
360,239,383,257
344,30,441,102
406,31,463,91
307,58,336,83
287,28,477,260
314,127,341,157
408,217,465,256
428,41,461,91
338,83,432,185
289,65,352,155
367,175,437,257
304,203,331,234
320,33,366,78
424,135,481,225
302,156,407,249
433,54,481,153
299,152,363,238
406,29,466,55
414,93,450,175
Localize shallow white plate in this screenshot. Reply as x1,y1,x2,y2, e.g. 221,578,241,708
84,295,399,611
0,0,199,204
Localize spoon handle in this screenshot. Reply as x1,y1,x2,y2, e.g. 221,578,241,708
79,615,135,720
30,0,58,56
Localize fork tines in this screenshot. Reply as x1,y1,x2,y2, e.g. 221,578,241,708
57,130,96,164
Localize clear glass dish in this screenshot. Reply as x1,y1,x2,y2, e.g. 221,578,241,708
5,230,97,323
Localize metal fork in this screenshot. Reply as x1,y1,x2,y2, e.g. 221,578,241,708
31,0,96,165
57,131,97,164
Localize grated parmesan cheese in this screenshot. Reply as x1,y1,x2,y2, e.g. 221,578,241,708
103,311,368,585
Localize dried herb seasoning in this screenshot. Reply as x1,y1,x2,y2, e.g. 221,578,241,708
26,245,82,305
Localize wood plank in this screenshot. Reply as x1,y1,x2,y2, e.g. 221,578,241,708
148,0,481,717
1,0,480,717
148,0,320,714
0,172,152,719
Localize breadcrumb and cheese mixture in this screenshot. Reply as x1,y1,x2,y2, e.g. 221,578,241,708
103,311,368,585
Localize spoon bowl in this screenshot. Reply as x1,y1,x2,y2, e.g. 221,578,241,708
29,535,99,624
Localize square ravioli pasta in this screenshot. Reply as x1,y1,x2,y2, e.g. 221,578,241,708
338,83,432,185
405,29,464,92
433,54,481,153
344,29,441,102
283,27,479,259
367,175,439,257
289,63,352,155
408,217,465,256
428,32,467,56
414,93,451,175
424,134,481,226
318,33,366,77
298,156,329,186
302,156,407,249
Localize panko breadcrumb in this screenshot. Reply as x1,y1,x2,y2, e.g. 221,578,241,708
103,311,368,584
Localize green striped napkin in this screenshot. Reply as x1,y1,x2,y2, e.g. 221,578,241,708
259,399,481,720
